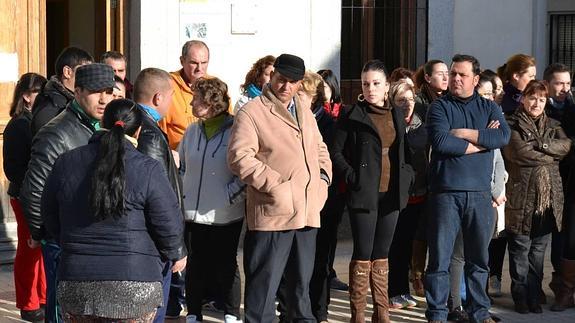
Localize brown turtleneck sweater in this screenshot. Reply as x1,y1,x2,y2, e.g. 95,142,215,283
367,104,396,192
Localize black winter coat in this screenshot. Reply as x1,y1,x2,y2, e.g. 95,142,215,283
330,101,414,212
30,76,74,137
42,134,184,282
3,111,33,197
20,106,96,240
137,106,183,206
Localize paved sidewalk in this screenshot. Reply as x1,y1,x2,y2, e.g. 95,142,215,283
0,240,574,322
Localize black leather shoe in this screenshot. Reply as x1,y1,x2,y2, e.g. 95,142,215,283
20,309,44,323
447,306,469,322
329,277,349,291
528,302,543,313
514,302,530,314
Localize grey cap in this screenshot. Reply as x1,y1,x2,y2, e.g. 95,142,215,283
75,63,116,91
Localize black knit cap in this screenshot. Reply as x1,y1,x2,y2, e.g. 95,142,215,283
75,63,116,91
273,54,305,81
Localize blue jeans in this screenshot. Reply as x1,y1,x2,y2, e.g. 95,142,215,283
153,261,173,323
425,191,493,322
42,240,61,323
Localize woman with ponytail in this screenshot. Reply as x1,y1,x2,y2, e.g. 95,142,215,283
42,99,185,322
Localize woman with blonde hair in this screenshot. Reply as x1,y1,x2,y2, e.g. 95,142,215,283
497,54,536,114
387,80,428,310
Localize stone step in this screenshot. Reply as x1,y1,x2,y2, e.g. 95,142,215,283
0,222,17,242
0,249,15,264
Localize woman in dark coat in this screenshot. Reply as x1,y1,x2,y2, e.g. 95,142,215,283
502,80,571,314
331,60,413,323
42,99,186,322
3,72,47,322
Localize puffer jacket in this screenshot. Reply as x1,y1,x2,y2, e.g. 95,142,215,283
42,133,184,282
503,110,571,235
20,106,96,241
30,76,74,136
178,114,245,225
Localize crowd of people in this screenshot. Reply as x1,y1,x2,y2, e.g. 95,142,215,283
3,39,575,323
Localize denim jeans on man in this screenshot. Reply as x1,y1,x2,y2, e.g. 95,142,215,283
425,191,494,322
42,240,62,323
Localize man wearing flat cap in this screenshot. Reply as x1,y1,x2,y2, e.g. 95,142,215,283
20,63,116,323
227,53,332,322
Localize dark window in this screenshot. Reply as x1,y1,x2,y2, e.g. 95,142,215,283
549,13,575,72
340,0,427,104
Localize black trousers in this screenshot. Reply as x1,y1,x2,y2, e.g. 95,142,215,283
488,236,507,279
349,192,399,260
185,221,243,320
507,232,551,304
244,227,317,323
309,193,346,321
388,202,425,297
563,202,575,260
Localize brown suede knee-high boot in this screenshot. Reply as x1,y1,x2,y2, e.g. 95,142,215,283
551,259,575,312
370,259,390,323
349,260,371,323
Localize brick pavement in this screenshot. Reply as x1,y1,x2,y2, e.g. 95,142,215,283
0,241,574,322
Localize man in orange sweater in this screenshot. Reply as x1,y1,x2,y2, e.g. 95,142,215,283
159,40,210,150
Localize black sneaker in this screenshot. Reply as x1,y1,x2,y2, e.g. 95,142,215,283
329,277,349,291
20,309,44,323
447,306,469,322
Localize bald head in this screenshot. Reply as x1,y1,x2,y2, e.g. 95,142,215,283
134,68,174,117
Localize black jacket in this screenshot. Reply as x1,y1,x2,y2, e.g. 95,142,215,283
330,101,414,212
2,111,33,197
30,76,74,137
20,105,96,240
42,133,185,282
137,106,183,206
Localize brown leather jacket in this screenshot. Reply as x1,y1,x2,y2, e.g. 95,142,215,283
503,110,571,235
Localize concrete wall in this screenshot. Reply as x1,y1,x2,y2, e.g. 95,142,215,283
548,0,575,12
130,0,341,105
428,0,547,76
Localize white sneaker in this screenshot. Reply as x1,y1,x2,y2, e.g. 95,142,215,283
186,314,200,323
224,314,242,323
390,295,408,308
402,294,418,307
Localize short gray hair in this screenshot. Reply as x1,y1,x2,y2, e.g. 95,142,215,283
181,40,210,58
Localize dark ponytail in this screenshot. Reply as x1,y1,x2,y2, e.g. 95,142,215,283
90,99,142,220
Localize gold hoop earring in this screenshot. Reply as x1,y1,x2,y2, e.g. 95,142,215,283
357,94,365,102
